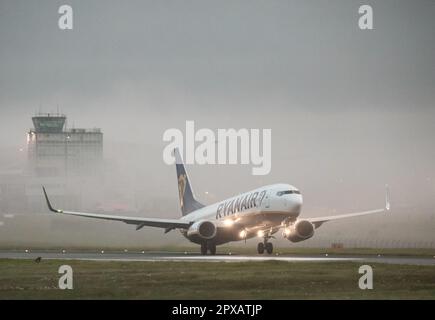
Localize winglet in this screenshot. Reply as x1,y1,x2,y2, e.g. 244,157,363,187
385,184,391,212
42,186,62,213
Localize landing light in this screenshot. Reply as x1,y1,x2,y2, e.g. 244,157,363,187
223,219,234,227
239,230,247,238
257,230,264,238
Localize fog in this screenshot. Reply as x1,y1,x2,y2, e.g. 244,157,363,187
0,0,434,248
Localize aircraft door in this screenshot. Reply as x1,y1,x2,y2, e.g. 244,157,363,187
264,194,270,209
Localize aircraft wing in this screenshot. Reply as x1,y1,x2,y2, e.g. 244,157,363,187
43,187,192,230
306,187,390,228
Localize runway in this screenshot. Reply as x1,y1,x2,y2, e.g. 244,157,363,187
1,250,434,265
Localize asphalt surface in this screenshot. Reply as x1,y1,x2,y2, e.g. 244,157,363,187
1,250,435,265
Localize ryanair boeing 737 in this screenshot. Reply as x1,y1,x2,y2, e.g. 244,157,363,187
43,149,390,255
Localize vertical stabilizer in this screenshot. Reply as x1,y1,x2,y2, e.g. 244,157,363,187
175,149,205,216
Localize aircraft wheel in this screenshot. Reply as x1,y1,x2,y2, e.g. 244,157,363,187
208,243,216,255
257,242,265,254
200,243,207,255
266,242,273,254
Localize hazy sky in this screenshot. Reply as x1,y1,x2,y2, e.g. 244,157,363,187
1,1,434,115
0,0,434,221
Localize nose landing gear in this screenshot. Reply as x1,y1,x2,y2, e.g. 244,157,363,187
200,242,216,255
257,236,274,254
265,242,273,254
201,243,207,255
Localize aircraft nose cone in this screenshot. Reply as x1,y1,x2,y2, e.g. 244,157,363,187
287,195,302,213
292,203,302,213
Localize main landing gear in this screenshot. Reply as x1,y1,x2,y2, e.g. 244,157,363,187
200,242,216,255
257,237,273,254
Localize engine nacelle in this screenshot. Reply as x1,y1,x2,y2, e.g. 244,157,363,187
284,219,314,243
187,220,217,240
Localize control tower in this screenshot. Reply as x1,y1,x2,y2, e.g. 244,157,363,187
32,114,66,133
27,113,103,177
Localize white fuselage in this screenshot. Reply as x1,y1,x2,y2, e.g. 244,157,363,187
180,184,303,245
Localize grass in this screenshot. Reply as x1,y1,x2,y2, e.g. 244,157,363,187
0,259,434,299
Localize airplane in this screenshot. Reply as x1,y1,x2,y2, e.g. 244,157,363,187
43,148,390,255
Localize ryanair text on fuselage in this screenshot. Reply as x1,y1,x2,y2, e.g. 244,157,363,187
216,190,266,219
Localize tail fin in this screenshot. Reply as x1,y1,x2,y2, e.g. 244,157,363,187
174,148,205,216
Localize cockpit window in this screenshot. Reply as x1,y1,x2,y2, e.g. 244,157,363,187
277,190,300,196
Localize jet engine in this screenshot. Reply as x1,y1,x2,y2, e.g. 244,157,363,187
284,219,314,242
187,220,217,240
